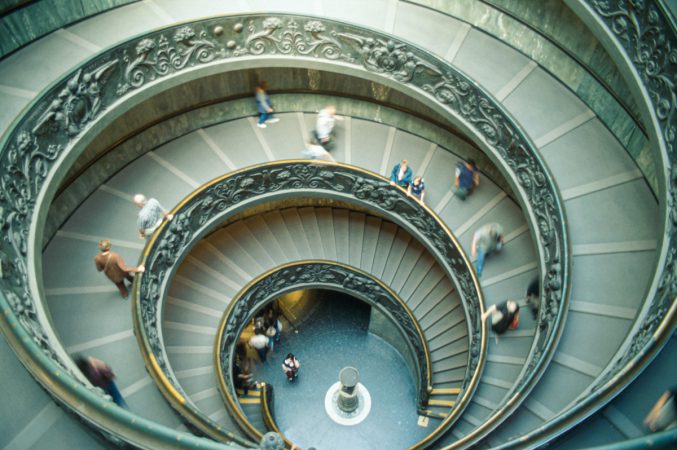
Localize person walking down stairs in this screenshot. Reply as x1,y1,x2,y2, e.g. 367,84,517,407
254,81,279,129
94,239,144,299
133,194,173,239
453,158,480,200
75,355,128,408
249,330,271,363
471,223,504,277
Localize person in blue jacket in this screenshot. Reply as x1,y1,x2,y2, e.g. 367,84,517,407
389,159,413,188
255,81,279,128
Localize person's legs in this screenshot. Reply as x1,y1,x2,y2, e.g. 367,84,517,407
274,322,281,343
454,186,469,200
258,111,269,125
114,281,129,299
106,381,128,408
475,249,486,277
257,347,267,362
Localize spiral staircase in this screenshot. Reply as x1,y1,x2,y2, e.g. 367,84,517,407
0,1,675,449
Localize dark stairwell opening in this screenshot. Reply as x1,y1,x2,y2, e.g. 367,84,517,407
236,289,430,450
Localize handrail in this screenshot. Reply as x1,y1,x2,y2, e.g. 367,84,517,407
586,428,677,450
475,0,646,135
0,292,247,450
213,261,436,444
488,0,677,446
135,160,484,447
260,383,295,449
0,13,569,449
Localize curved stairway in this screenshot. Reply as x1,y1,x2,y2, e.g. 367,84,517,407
0,1,672,449
166,207,468,422
41,114,537,445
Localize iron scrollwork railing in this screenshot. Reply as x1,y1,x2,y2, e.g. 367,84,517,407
0,12,569,448
135,160,481,443
501,0,676,445
583,1,677,358
214,261,434,441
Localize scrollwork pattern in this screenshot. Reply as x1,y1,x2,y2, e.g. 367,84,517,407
234,18,352,61
0,12,601,445
216,262,434,408
586,0,676,392
117,26,221,95
138,162,483,403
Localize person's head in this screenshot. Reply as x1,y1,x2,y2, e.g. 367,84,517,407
413,176,423,185
401,159,408,168
466,159,476,170
286,353,294,360
133,194,147,208
507,300,519,314
324,105,336,116
256,81,268,91
98,239,111,253
74,355,89,374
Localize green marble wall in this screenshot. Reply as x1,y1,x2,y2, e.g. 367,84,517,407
368,306,419,392
484,0,639,114
0,0,29,15
0,0,138,57
406,0,656,194
45,68,511,244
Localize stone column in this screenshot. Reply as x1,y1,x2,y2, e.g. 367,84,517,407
337,367,360,413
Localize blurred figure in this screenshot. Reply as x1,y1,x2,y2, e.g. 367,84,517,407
407,175,425,204
482,300,520,336
314,105,340,150
234,359,258,396
75,355,127,408
249,330,271,363
134,194,173,239
389,159,413,188
525,277,540,319
255,81,279,128
282,353,300,382
302,141,335,162
453,158,479,200
94,239,145,299
265,307,282,344
645,388,677,432
471,223,504,277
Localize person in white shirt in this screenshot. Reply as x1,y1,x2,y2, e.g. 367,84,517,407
248,331,270,362
314,105,341,150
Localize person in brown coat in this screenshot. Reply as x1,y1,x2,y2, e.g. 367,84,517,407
94,239,145,298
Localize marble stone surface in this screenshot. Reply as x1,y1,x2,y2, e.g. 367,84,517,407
0,0,137,57
44,93,508,245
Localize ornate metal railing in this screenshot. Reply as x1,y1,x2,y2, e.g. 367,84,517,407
0,13,569,448
259,383,294,449
213,261,434,442
134,160,483,445
493,0,676,446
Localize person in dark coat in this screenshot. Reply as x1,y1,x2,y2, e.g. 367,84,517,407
482,300,519,335
75,355,127,408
